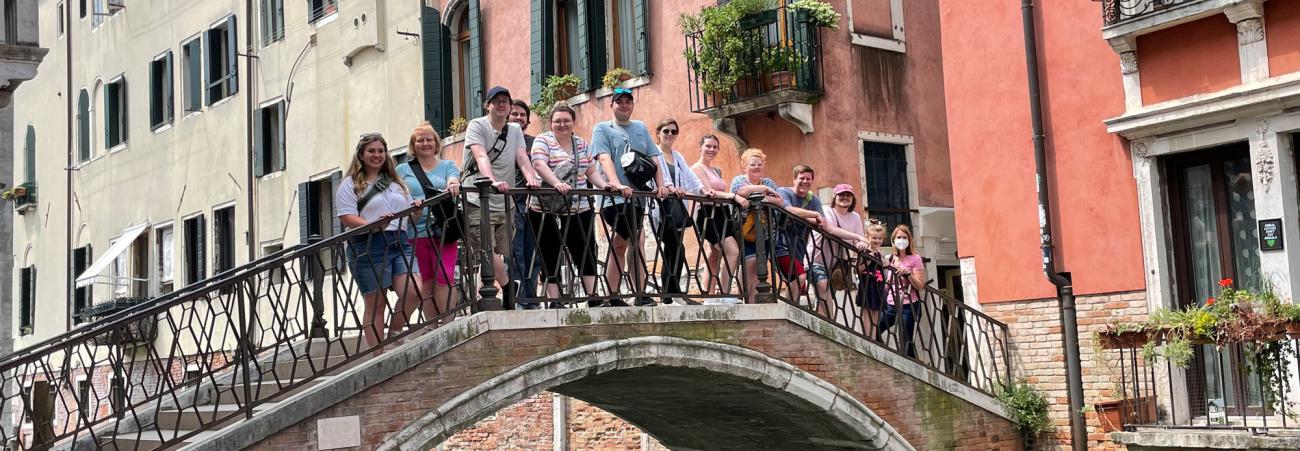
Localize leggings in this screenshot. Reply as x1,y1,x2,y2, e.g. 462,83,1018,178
527,209,600,284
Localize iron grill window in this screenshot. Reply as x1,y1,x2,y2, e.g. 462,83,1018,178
863,141,912,230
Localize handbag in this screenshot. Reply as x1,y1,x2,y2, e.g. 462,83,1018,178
825,212,854,291
658,156,694,230
408,160,464,243
619,136,657,190
539,159,578,214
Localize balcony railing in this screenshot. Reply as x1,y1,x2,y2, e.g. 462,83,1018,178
684,4,824,114
1102,0,1202,27
11,181,34,214
1102,329,1300,434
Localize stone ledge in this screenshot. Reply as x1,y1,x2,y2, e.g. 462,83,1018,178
1113,430,1300,450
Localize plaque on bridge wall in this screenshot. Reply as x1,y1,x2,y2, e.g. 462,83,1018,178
1259,219,1284,251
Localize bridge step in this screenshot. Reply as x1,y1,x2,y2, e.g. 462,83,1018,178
99,428,215,450
152,402,278,431
209,377,331,405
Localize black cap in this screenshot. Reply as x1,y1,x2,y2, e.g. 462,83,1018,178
485,86,511,103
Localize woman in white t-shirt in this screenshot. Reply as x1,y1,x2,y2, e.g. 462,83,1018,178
335,133,423,352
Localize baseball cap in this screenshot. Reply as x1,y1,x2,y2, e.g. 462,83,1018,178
612,87,634,101
833,184,855,196
485,86,511,103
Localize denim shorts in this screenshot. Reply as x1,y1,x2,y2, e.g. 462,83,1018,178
347,230,413,294
809,263,830,282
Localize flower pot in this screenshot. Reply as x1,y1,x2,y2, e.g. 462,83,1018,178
556,84,578,101
1286,321,1300,339
1095,396,1156,432
1098,330,1152,349
734,76,763,99
12,186,27,196
769,70,795,90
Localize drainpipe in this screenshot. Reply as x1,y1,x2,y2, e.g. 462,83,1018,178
64,0,74,331
1020,1,1086,449
244,0,258,264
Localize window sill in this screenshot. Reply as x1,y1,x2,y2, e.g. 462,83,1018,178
151,122,173,134
592,75,654,100
312,13,339,28
208,95,236,109
258,171,285,181
182,110,202,121
444,132,466,146
108,143,128,154
851,32,905,53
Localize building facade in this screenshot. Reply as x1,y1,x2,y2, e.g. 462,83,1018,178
941,0,1300,448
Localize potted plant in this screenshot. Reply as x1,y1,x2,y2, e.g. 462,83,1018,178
788,0,842,29
449,117,468,135
995,380,1051,446
602,67,634,90
679,0,774,98
1095,396,1157,432
763,46,806,89
2,185,27,200
535,74,583,125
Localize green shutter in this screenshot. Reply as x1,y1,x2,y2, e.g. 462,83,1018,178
276,102,286,172
164,53,175,124
297,181,310,243
77,91,89,161
529,0,551,103
421,6,449,133
24,125,35,182
197,215,206,280
226,15,239,95
574,0,590,90
104,85,112,146
633,0,648,75
253,106,265,177
586,0,606,86
468,0,484,118
120,78,128,143
330,171,343,236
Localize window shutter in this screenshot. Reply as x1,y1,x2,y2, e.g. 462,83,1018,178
226,15,239,95
19,267,31,331
467,0,484,119
275,102,286,172
253,107,265,177
164,53,174,123
330,171,343,236
633,0,648,75
104,86,112,146
586,0,606,87
77,91,89,161
297,181,310,243
197,216,207,280
203,34,213,106
421,6,449,133
120,78,128,143
24,125,35,182
574,0,590,91
529,0,548,103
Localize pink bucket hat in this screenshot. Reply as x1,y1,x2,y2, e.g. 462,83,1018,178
832,184,855,196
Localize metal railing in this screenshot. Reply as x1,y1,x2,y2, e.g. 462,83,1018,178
12,181,36,214
1103,332,1300,433
683,4,824,113
1101,0,1202,26
0,184,1010,449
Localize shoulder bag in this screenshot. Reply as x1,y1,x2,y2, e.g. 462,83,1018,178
408,160,464,243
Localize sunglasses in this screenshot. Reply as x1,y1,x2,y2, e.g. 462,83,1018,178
661,129,679,135
359,132,384,140
867,218,886,225
613,88,633,96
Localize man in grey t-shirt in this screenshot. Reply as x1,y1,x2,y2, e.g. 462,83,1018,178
462,86,540,297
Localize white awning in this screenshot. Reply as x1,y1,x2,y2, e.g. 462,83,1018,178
75,222,149,289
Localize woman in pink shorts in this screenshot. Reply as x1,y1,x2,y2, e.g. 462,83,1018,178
396,122,462,325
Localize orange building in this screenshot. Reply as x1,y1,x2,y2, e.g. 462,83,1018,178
942,0,1300,448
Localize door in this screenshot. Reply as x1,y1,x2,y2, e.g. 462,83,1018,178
1167,142,1265,418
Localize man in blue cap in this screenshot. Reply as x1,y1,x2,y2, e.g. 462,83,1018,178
591,88,668,307
462,86,540,302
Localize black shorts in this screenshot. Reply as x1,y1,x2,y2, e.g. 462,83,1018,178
695,204,738,245
600,202,646,240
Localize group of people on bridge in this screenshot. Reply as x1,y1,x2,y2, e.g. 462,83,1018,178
334,85,928,356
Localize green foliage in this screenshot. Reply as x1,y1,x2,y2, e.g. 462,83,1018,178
762,46,807,72
449,117,468,135
535,74,583,123
788,0,842,29
601,67,634,90
995,380,1051,437
679,0,775,94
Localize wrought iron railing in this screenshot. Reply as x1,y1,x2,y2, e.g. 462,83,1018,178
1101,331,1300,433
1101,0,1202,26
683,4,824,113
11,181,35,214
0,184,1010,449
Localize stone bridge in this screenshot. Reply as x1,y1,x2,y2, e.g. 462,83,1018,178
183,304,1017,450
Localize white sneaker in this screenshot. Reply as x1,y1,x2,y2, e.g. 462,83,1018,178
702,298,724,305
722,297,744,305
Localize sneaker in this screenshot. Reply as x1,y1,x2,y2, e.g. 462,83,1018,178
587,300,607,308
702,298,724,305
607,298,631,307
721,297,744,305
547,302,568,309
635,297,656,307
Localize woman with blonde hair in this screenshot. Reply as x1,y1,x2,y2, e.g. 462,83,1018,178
396,122,461,326
335,133,423,352
875,224,926,357
728,148,785,303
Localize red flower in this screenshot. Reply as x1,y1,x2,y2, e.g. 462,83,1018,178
1218,278,1234,288
1206,297,1216,306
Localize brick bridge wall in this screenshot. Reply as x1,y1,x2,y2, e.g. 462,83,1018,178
216,305,1017,450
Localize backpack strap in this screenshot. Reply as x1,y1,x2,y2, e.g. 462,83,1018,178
357,174,391,212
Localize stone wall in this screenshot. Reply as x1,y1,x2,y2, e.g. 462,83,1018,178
982,290,1149,450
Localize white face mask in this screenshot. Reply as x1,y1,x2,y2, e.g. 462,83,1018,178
893,238,909,250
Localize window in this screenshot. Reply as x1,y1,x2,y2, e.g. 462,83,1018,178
308,0,337,24
213,206,235,273
104,76,127,149
109,376,124,415
862,141,912,229
110,238,127,297
608,0,638,73
72,245,92,323
23,125,34,182
91,0,103,27
19,266,34,335
299,173,342,276
156,224,174,294
78,0,84,19
57,2,64,37
453,8,472,119
181,37,203,113
183,215,206,285
76,379,90,420
263,243,284,285
255,101,285,176
531,0,645,98
261,0,284,45
149,52,174,129
76,89,90,162
184,365,202,382
554,0,580,76
205,17,238,105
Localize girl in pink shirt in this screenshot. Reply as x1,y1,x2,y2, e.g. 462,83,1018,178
875,225,926,358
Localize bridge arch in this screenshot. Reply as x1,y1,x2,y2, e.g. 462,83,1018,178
380,336,913,451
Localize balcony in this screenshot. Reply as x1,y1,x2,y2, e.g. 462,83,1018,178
1101,0,1205,27
8,181,35,214
682,4,824,134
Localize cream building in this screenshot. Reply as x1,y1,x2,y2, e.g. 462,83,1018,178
10,0,438,349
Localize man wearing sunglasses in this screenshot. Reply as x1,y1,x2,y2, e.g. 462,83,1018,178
592,88,669,307
462,86,541,302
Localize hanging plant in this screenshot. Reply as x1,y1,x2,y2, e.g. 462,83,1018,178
535,74,583,124
788,0,842,29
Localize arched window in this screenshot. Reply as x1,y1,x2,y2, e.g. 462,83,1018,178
23,125,34,182
77,89,90,163
452,6,471,121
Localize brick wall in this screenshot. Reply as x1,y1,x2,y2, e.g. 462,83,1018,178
249,319,1019,450
437,393,664,450
982,290,1148,450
